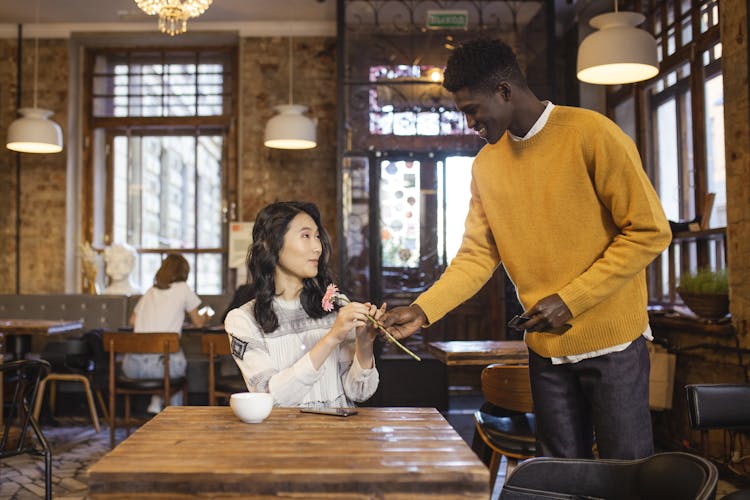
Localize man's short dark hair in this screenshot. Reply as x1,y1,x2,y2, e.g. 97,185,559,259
443,38,526,94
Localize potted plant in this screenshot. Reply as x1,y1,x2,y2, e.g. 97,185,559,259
677,268,729,319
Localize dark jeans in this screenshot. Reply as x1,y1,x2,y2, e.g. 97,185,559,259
528,335,653,459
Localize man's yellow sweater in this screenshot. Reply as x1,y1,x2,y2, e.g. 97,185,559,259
415,105,672,357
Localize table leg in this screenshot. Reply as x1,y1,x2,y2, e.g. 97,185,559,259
7,334,31,361
441,363,450,412
0,333,3,426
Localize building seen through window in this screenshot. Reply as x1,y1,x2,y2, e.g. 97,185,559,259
86,48,234,294
610,0,724,303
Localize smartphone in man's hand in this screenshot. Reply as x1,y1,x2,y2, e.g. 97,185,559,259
507,315,532,329
507,315,572,334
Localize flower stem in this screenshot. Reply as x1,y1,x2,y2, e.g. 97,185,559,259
364,315,421,362
333,293,421,361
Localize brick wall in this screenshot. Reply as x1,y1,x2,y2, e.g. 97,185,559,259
0,36,338,294
724,0,750,338
238,37,338,261
0,38,68,294
0,39,17,293
0,23,745,340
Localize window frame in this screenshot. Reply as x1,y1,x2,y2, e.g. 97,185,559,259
81,46,238,294
607,0,723,305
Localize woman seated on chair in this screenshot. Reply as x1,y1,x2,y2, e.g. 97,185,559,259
126,253,210,414
224,201,382,408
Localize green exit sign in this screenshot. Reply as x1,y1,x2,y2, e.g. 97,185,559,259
426,10,469,30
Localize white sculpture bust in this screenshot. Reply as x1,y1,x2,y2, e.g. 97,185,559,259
102,243,140,295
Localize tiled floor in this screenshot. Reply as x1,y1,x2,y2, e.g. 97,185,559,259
0,397,746,499
0,419,129,500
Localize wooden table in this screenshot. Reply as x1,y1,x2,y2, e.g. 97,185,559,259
0,318,84,361
426,340,529,367
0,319,83,426
88,406,489,499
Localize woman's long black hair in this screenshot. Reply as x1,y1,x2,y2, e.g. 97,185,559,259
248,201,335,333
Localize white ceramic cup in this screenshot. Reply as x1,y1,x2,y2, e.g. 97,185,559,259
230,392,273,423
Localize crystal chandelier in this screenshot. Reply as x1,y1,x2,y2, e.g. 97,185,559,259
134,0,213,36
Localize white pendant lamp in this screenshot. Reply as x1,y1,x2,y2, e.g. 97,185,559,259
8,108,63,154
6,27,63,154
577,2,659,85
264,38,317,150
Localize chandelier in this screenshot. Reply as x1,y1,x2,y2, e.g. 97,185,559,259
134,0,213,36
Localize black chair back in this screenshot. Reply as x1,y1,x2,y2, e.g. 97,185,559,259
500,451,717,500
686,384,750,430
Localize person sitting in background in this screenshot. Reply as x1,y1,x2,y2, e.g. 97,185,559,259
224,201,382,408
126,253,210,414
102,243,140,295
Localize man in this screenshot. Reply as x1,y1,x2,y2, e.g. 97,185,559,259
384,38,671,459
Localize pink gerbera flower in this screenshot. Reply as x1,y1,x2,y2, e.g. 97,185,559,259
322,284,340,312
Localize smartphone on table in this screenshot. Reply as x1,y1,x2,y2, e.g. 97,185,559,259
300,408,358,417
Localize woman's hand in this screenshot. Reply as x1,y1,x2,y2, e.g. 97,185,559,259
328,301,372,343
188,307,208,328
356,302,386,345
354,302,385,369
311,301,375,371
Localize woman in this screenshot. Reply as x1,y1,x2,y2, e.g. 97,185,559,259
224,201,382,408
126,253,209,413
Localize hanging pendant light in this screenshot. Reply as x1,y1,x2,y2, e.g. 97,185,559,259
264,38,317,150
576,1,659,85
6,25,63,154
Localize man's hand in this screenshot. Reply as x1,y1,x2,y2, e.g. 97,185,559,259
522,294,572,332
382,305,427,340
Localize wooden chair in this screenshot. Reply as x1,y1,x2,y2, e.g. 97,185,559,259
103,332,187,448
32,338,103,432
474,363,535,490
200,333,246,405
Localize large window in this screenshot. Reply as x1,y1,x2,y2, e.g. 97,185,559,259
84,48,236,294
610,0,724,303
378,155,473,270
437,156,474,264
368,65,469,137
